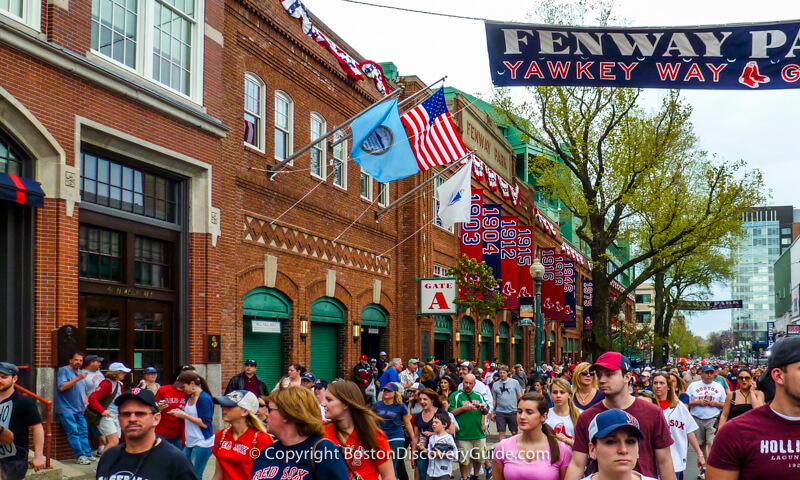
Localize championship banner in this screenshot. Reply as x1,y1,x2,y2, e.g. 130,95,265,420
482,204,503,281
583,280,593,330
553,254,566,320
540,248,557,320
500,216,519,309
678,300,743,310
516,225,534,299
485,20,800,90
460,189,484,262
563,260,577,329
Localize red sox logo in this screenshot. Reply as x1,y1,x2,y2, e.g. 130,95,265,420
553,422,573,439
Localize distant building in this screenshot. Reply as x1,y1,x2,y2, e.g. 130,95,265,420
773,233,800,337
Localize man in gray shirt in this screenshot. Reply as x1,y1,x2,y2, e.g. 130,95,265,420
491,364,523,441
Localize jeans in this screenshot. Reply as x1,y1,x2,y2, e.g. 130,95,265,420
388,440,404,476
184,445,212,478
59,413,93,458
162,436,183,450
416,456,430,480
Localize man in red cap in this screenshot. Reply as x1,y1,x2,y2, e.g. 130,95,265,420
564,351,677,480
353,354,374,403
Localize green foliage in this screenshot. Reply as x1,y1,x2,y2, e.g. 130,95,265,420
446,255,505,319
706,330,735,358
668,316,705,359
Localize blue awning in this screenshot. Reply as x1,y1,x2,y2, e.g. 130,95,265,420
0,172,45,208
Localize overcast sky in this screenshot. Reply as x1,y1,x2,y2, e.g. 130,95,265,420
302,0,800,338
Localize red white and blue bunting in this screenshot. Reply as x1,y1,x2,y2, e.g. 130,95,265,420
459,153,520,206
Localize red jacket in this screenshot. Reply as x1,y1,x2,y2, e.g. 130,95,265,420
88,379,121,414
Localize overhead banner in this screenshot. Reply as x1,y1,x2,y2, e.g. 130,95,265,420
516,225,534,298
678,300,743,310
482,203,503,280
460,190,484,262
563,260,576,329
500,216,519,309
485,20,800,90
583,280,593,330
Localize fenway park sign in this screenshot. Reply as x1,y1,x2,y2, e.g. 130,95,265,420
485,20,800,89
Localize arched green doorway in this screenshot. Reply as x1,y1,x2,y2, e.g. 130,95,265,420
498,322,510,365
243,288,291,389
311,298,345,381
549,330,557,363
513,325,523,366
361,304,388,360
434,315,452,362
480,320,493,363
459,316,474,361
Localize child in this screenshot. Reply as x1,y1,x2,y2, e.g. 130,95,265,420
425,412,457,480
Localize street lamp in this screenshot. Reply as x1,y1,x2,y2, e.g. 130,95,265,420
530,258,545,371
617,310,626,356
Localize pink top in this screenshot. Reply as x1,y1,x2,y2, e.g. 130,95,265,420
493,435,572,480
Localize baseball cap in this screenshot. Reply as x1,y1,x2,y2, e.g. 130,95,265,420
312,379,329,390
380,351,387,356
0,362,19,376
758,336,800,391
174,371,201,388
370,358,377,363
84,355,103,364
427,356,436,361
109,362,132,373
490,363,497,368
143,366,158,375
641,371,651,377
114,387,158,409
588,408,644,442
408,358,419,364
214,390,259,414
360,355,368,360
569,364,578,372
301,372,316,383
701,365,715,373
459,361,472,369
244,359,257,367
381,383,398,392
483,360,491,365
590,352,632,372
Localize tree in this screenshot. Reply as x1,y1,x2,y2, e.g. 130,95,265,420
668,315,704,359
446,255,505,319
707,330,735,357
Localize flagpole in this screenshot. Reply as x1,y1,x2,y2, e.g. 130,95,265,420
329,76,447,150
374,152,472,223
267,87,403,180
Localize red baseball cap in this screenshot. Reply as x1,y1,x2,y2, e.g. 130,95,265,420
590,352,632,372
569,364,578,372
483,360,490,365
360,355,368,360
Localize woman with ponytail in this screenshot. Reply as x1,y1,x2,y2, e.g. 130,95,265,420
492,392,572,480
323,380,396,480
546,378,582,447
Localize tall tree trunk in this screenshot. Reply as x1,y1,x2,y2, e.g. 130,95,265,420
652,271,668,368
589,269,613,360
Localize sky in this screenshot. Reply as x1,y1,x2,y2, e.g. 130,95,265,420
301,0,800,337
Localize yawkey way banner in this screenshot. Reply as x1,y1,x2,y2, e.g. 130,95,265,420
485,20,800,89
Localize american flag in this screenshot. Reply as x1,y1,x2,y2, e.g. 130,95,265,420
401,89,468,170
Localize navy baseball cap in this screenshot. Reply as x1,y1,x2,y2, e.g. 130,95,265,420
590,352,632,372
143,366,158,374
701,365,715,373
115,387,158,409
312,379,329,390
84,355,103,364
588,409,644,442
0,362,19,376
301,372,316,383
381,383,398,392
244,359,257,366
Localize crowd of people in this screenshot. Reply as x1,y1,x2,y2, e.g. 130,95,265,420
0,335,799,480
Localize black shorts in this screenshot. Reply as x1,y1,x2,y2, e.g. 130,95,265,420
495,411,518,433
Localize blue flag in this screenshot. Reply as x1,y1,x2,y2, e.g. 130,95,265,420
350,99,418,183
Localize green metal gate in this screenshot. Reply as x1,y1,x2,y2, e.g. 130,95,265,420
310,298,345,381
242,288,291,389
459,316,474,362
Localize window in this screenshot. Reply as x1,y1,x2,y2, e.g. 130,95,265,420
635,312,651,324
360,168,373,200
433,176,453,232
433,263,449,278
243,73,265,150
0,0,40,30
79,225,123,282
782,237,791,245
781,228,791,235
0,134,23,175
635,294,652,304
135,236,171,288
377,182,389,207
274,91,293,162
332,131,347,189
91,0,202,100
81,152,179,223
310,114,326,178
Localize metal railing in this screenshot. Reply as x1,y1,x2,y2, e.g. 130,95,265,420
14,382,53,469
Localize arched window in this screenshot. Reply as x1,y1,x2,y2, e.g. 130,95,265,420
274,91,294,163
310,113,326,179
244,73,265,150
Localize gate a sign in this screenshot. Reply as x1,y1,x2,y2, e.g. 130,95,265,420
420,278,457,314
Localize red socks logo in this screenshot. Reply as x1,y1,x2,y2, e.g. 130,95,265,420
739,61,770,88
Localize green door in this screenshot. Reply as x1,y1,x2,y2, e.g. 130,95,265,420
310,323,339,382
480,341,490,363
513,325,523,366
498,343,507,365
242,288,291,389
460,338,472,361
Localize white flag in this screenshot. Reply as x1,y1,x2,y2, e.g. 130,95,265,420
436,159,473,229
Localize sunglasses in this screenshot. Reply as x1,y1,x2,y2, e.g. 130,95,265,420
580,371,595,377
266,404,278,413
738,376,752,380
258,403,267,408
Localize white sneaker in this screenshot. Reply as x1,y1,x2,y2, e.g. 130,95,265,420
97,445,105,455
90,455,100,462
77,456,92,465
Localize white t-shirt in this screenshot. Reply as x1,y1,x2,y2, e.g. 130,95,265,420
686,380,727,419
183,403,214,448
426,432,457,477
545,408,575,440
662,402,698,472
84,370,105,395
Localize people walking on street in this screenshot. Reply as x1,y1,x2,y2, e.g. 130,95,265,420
373,383,413,477
438,376,457,400
668,372,690,406
0,362,45,480
380,358,404,393
420,365,438,390
323,380,396,480
717,368,764,429
138,366,161,394
274,363,305,391
450,374,490,480
82,354,106,455
95,388,197,480
256,395,269,429
686,365,726,479
251,386,348,480
87,362,130,454
492,392,572,480
211,390,272,480
571,362,604,410
546,378,581,448
377,352,389,375
491,365,524,441
400,358,420,393
416,389,456,480
354,355,374,400
579,409,659,480
155,370,188,449
225,360,268,396
683,366,701,385
564,352,676,480
170,371,215,478
528,378,552,405
424,413,458,480
55,351,94,464
706,336,800,480
511,365,527,390
651,373,704,480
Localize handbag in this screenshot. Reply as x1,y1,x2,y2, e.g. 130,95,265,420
84,381,119,427
364,381,376,396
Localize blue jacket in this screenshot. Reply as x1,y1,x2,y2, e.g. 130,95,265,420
186,391,214,440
